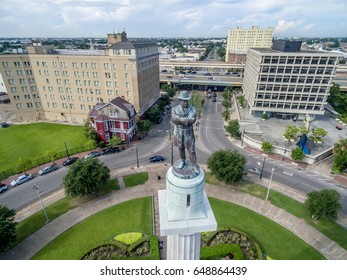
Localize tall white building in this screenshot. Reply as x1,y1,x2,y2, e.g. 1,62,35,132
226,26,274,63
243,40,341,120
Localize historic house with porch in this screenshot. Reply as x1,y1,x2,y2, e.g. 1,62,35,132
88,97,136,143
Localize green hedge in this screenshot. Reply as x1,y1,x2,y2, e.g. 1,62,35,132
201,243,245,260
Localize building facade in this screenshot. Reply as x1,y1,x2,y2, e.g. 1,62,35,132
88,97,136,143
243,45,341,119
226,26,274,62
0,32,160,124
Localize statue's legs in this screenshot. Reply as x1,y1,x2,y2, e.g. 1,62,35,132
177,148,186,169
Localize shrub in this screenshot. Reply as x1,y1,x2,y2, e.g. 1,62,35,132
114,232,143,245
261,141,272,153
200,243,244,260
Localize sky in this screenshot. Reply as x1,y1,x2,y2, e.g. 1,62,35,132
0,0,346,38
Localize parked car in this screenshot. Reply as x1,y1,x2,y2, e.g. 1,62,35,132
336,125,343,130
167,76,173,79
38,165,58,176
0,183,8,193
63,157,79,166
102,146,120,155
84,151,101,159
10,174,33,187
149,155,165,163
1,122,9,128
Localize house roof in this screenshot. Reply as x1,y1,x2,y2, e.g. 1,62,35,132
88,97,136,120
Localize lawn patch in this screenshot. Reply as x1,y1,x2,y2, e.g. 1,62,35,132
123,172,148,187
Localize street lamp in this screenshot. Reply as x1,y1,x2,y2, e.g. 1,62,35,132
136,146,139,167
265,168,275,201
259,156,266,179
33,184,50,224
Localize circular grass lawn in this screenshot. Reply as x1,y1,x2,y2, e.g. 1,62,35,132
31,197,325,260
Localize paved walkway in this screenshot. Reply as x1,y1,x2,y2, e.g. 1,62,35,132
1,164,346,260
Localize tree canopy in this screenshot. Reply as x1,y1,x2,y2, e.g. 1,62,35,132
207,149,246,184
63,158,110,198
136,119,151,139
290,147,305,161
0,205,17,254
305,189,341,221
332,138,347,173
225,120,241,138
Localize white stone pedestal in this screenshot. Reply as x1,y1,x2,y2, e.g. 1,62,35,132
158,165,217,260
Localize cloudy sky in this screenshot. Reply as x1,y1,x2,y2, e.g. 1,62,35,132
0,0,346,38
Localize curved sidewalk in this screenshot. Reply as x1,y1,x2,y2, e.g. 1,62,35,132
2,164,347,260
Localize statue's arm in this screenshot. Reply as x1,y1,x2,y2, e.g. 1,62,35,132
187,107,197,124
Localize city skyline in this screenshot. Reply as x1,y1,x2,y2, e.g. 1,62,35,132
0,0,346,38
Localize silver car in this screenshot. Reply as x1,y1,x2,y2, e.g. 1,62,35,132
10,174,33,187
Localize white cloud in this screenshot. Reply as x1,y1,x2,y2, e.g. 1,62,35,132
0,0,346,37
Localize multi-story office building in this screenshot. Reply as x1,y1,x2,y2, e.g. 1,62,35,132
226,26,274,63
243,40,341,119
0,32,160,124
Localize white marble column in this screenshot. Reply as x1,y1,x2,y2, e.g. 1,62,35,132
166,233,201,260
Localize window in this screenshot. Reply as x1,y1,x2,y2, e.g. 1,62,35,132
10,87,17,93
14,61,21,67
16,103,22,109
105,72,111,78
107,90,113,95
56,79,62,84
26,70,33,75
8,79,15,85
91,63,97,69
54,70,60,76
94,81,100,86
1,62,9,68
104,63,110,69
52,62,58,68
109,110,118,117
72,62,78,68
27,102,33,108
16,70,23,76
60,62,67,68
93,72,99,78
106,81,112,87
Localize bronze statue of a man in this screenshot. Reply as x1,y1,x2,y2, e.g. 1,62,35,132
171,91,198,172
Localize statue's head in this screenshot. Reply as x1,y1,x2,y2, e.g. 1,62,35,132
178,91,190,108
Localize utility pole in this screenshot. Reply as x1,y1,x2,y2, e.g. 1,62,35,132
33,184,50,224
266,168,275,201
259,156,266,179
65,141,70,159
136,146,139,168
241,129,245,146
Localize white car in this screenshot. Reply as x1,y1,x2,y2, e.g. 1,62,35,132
10,174,33,187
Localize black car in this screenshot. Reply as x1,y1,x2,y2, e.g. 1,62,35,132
212,97,217,102
63,157,79,166
102,146,121,155
0,183,8,193
149,155,165,163
1,122,9,128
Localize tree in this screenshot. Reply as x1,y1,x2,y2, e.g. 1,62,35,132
16,157,32,173
225,120,241,138
283,126,299,141
207,149,246,184
85,139,98,150
0,205,17,253
136,119,151,139
310,128,328,143
290,147,305,161
261,142,273,153
221,99,232,109
63,158,110,198
167,88,176,98
109,136,122,146
305,189,341,221
332,139,347,173
84,120,97,141
221,109,231,122
146,106,161,123
45,149,58,164
237,95,245,107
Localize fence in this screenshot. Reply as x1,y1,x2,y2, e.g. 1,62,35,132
0,145,89,181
